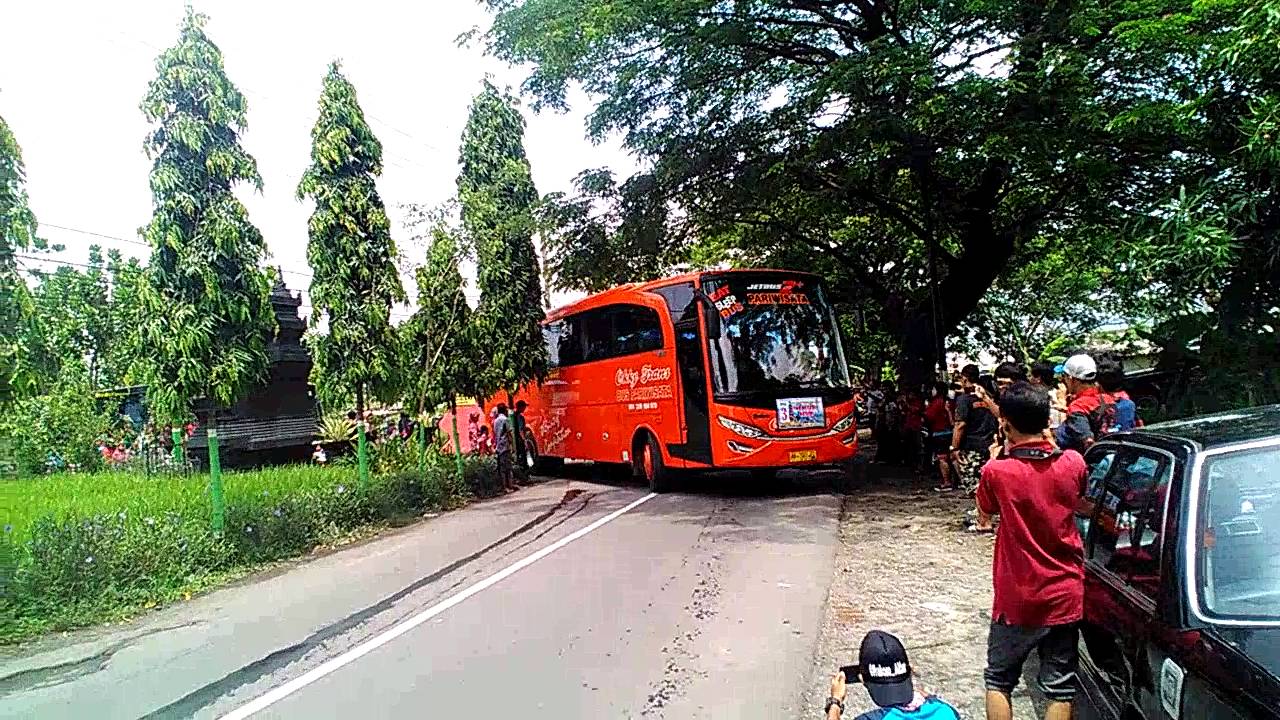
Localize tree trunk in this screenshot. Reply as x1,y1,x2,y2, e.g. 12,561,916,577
899,224,1018,387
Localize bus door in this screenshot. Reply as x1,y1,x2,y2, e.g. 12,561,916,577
654,283,712,465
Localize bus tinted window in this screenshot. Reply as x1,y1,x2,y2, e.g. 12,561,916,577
653,283,696,324
544,321,565,368
583,309,614,362
615,306,663,355
557,317,585,366
552,304,665,367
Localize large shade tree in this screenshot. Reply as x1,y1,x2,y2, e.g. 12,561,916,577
19,247,146,392
136,10,276,522
299,61,405,480
1115,0,1280,413
482,0,1195,382
457,81,547,400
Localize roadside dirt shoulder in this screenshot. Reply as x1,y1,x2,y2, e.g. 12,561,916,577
802,464,1040,719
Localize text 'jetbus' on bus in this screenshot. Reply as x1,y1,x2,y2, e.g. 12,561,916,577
508,269,858,492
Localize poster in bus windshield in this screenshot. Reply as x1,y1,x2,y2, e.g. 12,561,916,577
776,397,825,430
746,279,810,306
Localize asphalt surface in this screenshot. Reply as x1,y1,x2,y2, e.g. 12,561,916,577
0,471,841,719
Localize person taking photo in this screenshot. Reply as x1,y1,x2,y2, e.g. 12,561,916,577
976,382,1088,720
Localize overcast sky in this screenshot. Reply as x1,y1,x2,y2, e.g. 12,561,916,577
1,0,633,318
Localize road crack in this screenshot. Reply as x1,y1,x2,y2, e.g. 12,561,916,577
640,504,728,717
138,487,592,720
0,620,205,697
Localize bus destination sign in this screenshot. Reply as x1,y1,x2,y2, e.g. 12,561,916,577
776,396,825,430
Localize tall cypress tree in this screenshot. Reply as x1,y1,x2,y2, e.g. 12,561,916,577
401,217,475,481
299,62,405,482
136,9,275,526
0,113,43,408
457,81,547,401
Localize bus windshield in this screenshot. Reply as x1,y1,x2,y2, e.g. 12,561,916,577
702,273,851,400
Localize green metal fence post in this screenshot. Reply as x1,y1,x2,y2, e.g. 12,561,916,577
208,426,225,534
171,427,184,466
357,421,370,488
450,411,464,489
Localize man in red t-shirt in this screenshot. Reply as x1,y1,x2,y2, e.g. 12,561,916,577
976,381,1087,720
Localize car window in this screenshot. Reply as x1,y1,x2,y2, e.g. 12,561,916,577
1087,447,1173,599
1077,447,1118,538
1199,445,1280,620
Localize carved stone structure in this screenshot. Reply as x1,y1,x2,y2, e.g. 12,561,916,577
185,275,320,467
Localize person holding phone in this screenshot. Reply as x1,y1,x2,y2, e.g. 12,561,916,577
975,382,1087,720
824,630,960,719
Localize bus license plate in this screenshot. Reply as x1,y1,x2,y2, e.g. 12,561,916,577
789,450,818,463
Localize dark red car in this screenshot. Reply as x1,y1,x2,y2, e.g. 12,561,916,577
1076,405,1280,720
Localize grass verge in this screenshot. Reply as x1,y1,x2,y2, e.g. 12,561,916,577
0,451,498,645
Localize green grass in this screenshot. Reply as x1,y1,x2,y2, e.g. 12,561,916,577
1,465,355,546
0,453,494,645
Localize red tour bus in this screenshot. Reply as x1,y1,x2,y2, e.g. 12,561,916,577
507,268,858,492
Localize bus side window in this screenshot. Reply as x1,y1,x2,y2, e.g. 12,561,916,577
615,306,663,356
544,321,564,368
558,316,585,366
583,309,614,362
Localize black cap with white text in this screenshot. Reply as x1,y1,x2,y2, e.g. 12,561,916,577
859,630,914,707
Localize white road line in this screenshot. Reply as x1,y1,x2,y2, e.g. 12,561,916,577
218,491,660,720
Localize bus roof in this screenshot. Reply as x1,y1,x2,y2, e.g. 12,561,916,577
545,267,819,321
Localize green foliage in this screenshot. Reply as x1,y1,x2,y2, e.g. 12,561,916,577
540,169,679,293
1115,0,1280,413
315,410,355,446
135,9,276,422
19,246,146,392
299,62,406,412
0,113,44,407
457,81,548,396
1,457,491,643
482,0,1197,380
400,205,477,412
955,235,1122,365
0,378,113,477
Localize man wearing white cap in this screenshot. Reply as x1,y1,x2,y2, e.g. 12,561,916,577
1055,354,1101,452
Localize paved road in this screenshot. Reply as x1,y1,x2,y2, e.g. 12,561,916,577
0,473,841,719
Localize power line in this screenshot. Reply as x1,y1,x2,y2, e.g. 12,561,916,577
39,223,321,282
41,222,150,248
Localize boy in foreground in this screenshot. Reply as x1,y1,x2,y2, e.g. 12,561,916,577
976,382,1088,720
825,630,959,719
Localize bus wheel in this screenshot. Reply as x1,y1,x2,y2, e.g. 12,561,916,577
534,452,563,475
637,434,673,493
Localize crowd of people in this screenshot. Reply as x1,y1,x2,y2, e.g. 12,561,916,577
316,403,536,496
463,401,530,493
827,351,1140,720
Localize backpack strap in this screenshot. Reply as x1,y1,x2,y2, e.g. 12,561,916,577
1008,446,1062,460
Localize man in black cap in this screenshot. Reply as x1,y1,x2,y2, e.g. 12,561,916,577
825,630,959,719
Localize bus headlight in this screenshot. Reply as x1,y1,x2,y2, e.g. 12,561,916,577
717,416,768,439
831,413,856,434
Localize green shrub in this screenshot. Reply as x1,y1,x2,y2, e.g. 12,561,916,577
1,451,496,643
0,381,114,476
